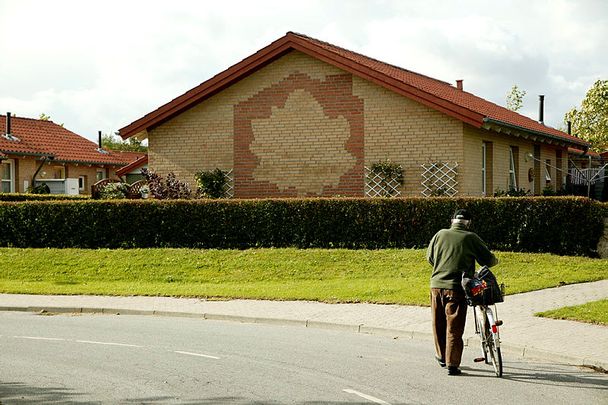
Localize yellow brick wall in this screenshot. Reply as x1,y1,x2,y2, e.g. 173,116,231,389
149,50,465,196
353,77,464,196
147,49,570,198
463,125,568,195
149,51,346,191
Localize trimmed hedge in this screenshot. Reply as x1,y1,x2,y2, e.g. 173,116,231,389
0,197,605,256
0,193,90,201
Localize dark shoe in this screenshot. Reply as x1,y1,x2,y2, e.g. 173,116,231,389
435,356,446,368
447,366,462,376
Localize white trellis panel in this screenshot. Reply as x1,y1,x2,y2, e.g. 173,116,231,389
364,166,402,197
421,162,459,197
223,169,234,198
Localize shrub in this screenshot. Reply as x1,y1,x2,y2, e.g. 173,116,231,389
98,182,128,199
141,168,192,199
28,183,51,194
195,168,228,198
0,197,604,256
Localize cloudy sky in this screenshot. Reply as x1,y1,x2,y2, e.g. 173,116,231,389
0,0,606,142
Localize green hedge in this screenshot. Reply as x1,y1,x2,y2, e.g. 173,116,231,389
0,193,90,201
0,197,605,256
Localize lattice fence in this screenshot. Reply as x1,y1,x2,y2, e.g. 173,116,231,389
421,162,459,197
222,169,234,198
364,166,402,197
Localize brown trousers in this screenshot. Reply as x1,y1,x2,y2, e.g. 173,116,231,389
431,288,467,367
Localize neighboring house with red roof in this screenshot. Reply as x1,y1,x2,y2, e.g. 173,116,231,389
116,154,148,184
1,113,145,194
119,32,589,198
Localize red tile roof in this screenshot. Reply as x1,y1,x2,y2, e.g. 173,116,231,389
1,114,142,166
119,32,589,149
116,154,148,177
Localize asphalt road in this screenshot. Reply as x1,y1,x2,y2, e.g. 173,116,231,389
0,311,606,404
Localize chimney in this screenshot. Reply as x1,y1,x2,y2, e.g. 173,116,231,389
538,95,545,124
98,130,102,149
567,120,572,135
456,80,463,91
6,112,12,135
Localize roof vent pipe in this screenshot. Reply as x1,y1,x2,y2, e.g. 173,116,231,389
456,80,463,90
98,130,102,149
6,112,11,135
567,120,572,135
538,95,545,124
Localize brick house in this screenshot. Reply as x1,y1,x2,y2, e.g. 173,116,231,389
119,32,589,198
1,113,145,195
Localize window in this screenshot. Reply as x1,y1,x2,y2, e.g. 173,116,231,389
545,159,552,183
1,159,14,193
78,175,87,192
509,146,518,190
40,165,65,179
481,143,487,195
96,169,106,181
482,141,493,196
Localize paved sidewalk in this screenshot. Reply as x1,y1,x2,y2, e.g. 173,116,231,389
1,280,607,371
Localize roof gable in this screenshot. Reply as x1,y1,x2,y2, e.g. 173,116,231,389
119,32,588,149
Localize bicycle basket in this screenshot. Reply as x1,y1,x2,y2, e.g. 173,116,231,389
462,266,504,306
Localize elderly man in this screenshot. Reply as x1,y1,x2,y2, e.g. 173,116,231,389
426,209,498,376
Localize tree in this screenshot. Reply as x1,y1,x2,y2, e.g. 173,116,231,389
101,133,147,152
564,79,608,152
506,85,526,112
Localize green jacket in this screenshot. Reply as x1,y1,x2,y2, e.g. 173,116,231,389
427,223,498,290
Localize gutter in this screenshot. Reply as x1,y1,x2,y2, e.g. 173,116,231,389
483,118,589,150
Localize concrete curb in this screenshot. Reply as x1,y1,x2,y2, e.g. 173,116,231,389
1,305,605,373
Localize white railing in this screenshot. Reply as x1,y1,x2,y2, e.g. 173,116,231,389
569,167,606,186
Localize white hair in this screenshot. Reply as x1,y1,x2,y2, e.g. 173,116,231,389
451,218,471,227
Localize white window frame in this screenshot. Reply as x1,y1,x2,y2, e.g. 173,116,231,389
509,147,517,190
1,159,15,193
78,175,86,191
481,143,487,196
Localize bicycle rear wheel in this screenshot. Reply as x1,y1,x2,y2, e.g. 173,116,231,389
479,308,502,377
487,339,503,377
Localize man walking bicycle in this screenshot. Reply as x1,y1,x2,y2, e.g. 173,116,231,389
426,209,498,375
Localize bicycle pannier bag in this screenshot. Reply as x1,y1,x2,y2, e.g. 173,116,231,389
462,266,503,306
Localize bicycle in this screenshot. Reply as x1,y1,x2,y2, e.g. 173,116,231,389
473,302,503,377
464,265,504,377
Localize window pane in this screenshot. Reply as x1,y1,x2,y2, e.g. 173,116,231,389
2,181,10,193
2,163,11,180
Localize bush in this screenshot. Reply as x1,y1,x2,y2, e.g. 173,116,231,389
141,168,192,199
195,168,228,198
0,197,605,256
98,182,128,199
29,183,51,194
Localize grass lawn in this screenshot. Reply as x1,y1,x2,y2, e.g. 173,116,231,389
0,248,606,306
536,299,608,326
